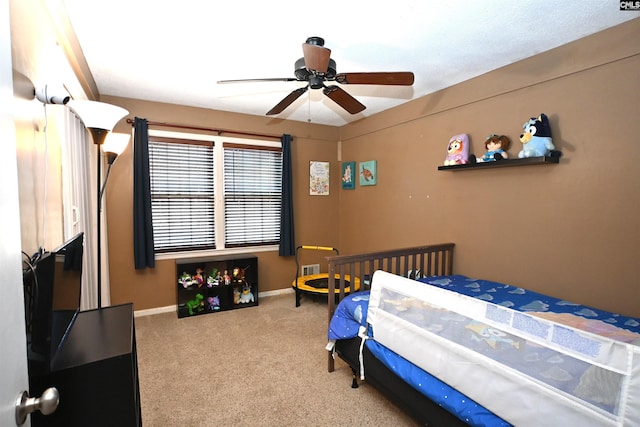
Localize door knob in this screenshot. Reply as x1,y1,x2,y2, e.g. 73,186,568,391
15,387,59,426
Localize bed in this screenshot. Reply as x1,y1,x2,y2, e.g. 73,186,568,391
325,244,640,426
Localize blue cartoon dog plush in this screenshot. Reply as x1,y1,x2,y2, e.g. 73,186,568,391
518,113,555,158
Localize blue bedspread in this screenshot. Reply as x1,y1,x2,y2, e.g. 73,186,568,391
328,275,640,427
421,275,640,334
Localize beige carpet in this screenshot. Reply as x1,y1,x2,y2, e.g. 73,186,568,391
135,293,420,426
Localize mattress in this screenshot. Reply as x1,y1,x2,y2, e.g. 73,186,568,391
328,273,640,427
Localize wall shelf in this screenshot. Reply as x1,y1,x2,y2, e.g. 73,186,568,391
438,155,560,171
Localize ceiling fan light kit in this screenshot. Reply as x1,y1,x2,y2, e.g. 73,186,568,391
218,36,415,117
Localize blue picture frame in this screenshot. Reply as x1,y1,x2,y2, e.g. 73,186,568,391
341,161,356,190
359,160,377,186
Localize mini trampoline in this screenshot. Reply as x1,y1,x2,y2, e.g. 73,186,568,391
292,245,360,307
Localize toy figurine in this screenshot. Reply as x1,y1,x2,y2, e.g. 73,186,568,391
178,272,194,288
185,293,204,315
193,267,205,288
239,285,255,304
444,134,470,165
232,266,248,285
477,134,511,162
518,113,555,158
233,287,241,304
207,295,220,311
207,268,219,287
223,270,231,285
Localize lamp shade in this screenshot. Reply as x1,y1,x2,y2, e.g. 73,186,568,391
103,133,130,156
68,100,128,131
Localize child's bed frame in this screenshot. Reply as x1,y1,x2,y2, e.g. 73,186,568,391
325,243,463,426
326,243,640,426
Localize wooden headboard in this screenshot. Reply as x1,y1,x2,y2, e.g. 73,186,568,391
325,243,455,372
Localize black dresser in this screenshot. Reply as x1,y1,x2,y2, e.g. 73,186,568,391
30,303,142,426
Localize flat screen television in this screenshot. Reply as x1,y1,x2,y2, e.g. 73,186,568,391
26,232,84,375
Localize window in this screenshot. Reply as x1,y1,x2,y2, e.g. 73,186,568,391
224,144,282,247
148,133,282,253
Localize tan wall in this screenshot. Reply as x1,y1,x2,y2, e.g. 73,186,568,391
337,19,640,317
101,97,341,309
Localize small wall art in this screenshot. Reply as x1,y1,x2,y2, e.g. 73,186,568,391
359,160,377,186
309,161,330,195
341,161,356,190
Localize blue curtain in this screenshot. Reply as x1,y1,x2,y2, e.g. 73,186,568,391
133,117,155,269
279,134,295,256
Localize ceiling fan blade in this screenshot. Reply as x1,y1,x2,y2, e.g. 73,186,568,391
217,77,298,84
335,72,414,86
302,43,331,73
323,86,366,114
266,87,308,115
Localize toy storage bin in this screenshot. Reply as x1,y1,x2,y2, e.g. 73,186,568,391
176,254,258,318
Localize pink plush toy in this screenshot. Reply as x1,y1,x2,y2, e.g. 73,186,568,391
444,134,470,165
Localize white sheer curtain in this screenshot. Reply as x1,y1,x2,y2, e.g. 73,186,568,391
61,109,111,310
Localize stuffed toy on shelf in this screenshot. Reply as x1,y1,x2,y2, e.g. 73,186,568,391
239,285,255,304
178,272,194,288
185,293,204,315
206,268,220,287
518,113,555,158
443,134,469,165
207,295,220,311
474,134,511,162
193,267,205,288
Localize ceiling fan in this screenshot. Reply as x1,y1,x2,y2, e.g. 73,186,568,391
217,36,415,116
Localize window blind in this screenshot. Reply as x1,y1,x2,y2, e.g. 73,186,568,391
223,145,282,247
149,139,215,252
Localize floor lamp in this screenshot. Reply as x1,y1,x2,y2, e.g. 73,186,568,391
67,100,129,309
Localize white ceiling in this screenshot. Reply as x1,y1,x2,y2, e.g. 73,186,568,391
61,0,636,127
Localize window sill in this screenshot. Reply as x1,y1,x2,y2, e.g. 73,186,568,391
155,245,279,261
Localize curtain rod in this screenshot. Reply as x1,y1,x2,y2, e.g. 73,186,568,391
125,118,282,141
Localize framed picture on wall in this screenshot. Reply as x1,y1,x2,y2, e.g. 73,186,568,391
309,161,330,195
359,160,377,186
341,161,356,190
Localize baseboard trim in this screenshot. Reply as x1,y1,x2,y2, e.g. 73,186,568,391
134,305,175,317
259,288,294,298
133,287,294,317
